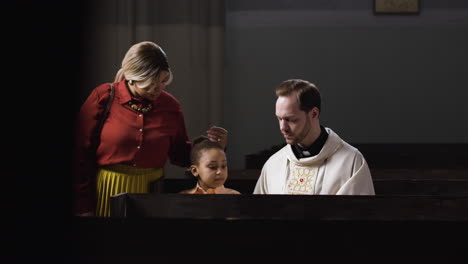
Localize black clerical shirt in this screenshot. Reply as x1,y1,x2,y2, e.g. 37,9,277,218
291,126,329,159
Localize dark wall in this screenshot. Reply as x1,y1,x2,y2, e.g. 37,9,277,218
224,0,468,169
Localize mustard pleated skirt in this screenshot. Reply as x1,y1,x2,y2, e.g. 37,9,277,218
96,164,163,217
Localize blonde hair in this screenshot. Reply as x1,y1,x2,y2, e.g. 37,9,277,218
114,41,173,89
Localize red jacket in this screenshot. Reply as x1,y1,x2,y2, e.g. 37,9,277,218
72,80,191,214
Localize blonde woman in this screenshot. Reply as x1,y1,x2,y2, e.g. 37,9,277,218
73,41,228,217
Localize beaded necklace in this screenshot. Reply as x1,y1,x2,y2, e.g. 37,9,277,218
127,100,153,113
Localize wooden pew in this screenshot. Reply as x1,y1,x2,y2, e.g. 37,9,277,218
238,143,468,195
67,193,468,262
162,168,468,195
245,143,468,170
110,193,468,220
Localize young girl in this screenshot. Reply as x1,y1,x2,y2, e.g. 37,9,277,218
180,136,240,194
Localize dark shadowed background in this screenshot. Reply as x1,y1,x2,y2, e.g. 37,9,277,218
12,1,468,263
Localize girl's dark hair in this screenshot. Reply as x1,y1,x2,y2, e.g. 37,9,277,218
190,136,224,165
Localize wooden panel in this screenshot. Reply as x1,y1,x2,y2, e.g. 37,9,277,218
162,177,468,195
111,193,468,221
228,168,468,180
245,143,468,170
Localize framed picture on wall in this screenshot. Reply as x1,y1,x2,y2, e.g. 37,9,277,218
374,0,420,14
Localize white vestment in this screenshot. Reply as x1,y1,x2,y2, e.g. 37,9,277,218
253,127,375,195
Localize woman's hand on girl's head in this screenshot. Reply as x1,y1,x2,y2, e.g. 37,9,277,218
206,126,228,149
